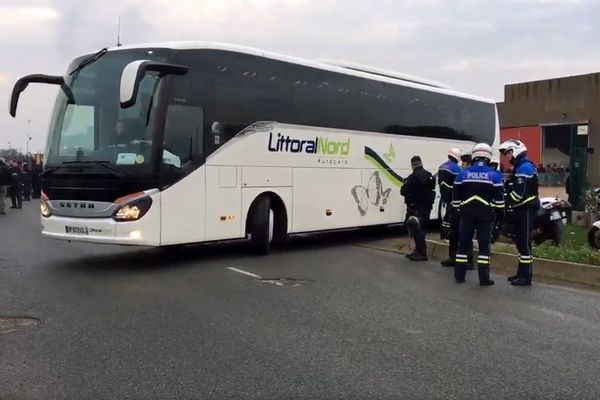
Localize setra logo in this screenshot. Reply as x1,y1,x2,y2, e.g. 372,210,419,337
267,132,350,155
59,202,96,209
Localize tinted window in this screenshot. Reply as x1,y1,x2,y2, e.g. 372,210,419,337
173,50,496,150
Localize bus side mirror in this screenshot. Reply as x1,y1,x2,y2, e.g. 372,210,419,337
9,74,72,117
120,60,188,109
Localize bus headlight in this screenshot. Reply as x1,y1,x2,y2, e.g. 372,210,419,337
113,197,152,221
40,199,51,218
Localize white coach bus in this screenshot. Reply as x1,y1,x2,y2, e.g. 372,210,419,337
9,42,498,253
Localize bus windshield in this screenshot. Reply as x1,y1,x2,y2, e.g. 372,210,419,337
45,49,170,176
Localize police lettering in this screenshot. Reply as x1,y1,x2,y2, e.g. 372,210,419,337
466,172,490,180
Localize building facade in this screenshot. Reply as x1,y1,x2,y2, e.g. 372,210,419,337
497,72,599,209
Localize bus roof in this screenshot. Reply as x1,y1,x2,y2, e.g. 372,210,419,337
107,41,495,104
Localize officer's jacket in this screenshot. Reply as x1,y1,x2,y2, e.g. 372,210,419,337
507,155,539,208
437,159,461,203
401,166,436,212
452,161,505,218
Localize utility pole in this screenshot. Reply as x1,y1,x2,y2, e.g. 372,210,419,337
26,119,31,155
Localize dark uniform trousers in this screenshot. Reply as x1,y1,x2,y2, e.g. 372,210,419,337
448,208,473,265
406,207,430,256
514,206,535,280
10,183,22,209
441,202,452,240
455,213,492,282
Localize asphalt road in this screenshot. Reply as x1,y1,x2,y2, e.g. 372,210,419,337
2,202,600,399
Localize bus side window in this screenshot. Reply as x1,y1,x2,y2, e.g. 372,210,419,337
164,104,204,168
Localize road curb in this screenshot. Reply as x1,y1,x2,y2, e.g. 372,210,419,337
359,238,600,289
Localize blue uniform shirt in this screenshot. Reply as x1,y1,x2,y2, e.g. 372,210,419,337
437,159,461,203
452,161,505,218
507,155,539,208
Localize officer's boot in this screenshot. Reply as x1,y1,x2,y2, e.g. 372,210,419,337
454,264,466,283
408,244,428,262
440,248,455,267
441,236,457,267
507,264,527,282
478,265,495,286
511,263,532,286
440,258,454,267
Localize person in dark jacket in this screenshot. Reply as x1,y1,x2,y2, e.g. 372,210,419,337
401,155,436,261
31,162,42,199
22,162,32,201
9,161,23,209
0,159,9,215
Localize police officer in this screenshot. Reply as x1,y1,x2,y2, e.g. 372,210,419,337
401,155,436,261
453,143,504,285
499,139,539,286
438,148,462,240
489,157,504,243
460,153,471,169
441,152,474,269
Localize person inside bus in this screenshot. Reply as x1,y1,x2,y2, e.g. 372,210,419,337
110,120,137,147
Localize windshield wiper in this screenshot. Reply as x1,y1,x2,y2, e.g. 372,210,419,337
62,160,126,178
69,48,108,77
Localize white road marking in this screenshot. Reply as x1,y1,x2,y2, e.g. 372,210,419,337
227,267,262,279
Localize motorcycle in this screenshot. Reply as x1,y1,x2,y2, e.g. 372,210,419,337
493,197,571,246
587,188,600,249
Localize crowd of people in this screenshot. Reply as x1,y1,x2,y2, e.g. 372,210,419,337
537,163,569,187
0,158,42,215
499,163,567,187
400,139,539,287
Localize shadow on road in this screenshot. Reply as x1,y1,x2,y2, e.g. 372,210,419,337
52,225,410,274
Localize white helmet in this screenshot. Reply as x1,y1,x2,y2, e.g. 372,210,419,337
448,147,462,162
472,143,492,162
490,157,500,170
499,139,527,159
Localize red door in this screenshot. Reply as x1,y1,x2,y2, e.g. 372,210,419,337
500,126,541,170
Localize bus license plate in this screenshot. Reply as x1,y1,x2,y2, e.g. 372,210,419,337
550,211,561,221
65,226,89,235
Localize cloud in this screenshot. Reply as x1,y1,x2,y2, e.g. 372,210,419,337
3,0,600,151
0,6,59,27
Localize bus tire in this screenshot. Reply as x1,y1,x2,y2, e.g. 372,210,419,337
272,211,289,247
248,196,273,255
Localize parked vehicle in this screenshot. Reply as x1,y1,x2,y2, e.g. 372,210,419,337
586,188,600,249
493,197,571,246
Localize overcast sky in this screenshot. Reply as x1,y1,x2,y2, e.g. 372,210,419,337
1,0,600,152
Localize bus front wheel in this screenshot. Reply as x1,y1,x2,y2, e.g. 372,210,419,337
248,196,275,255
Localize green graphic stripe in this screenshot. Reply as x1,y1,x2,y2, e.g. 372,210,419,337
364,152,404,187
